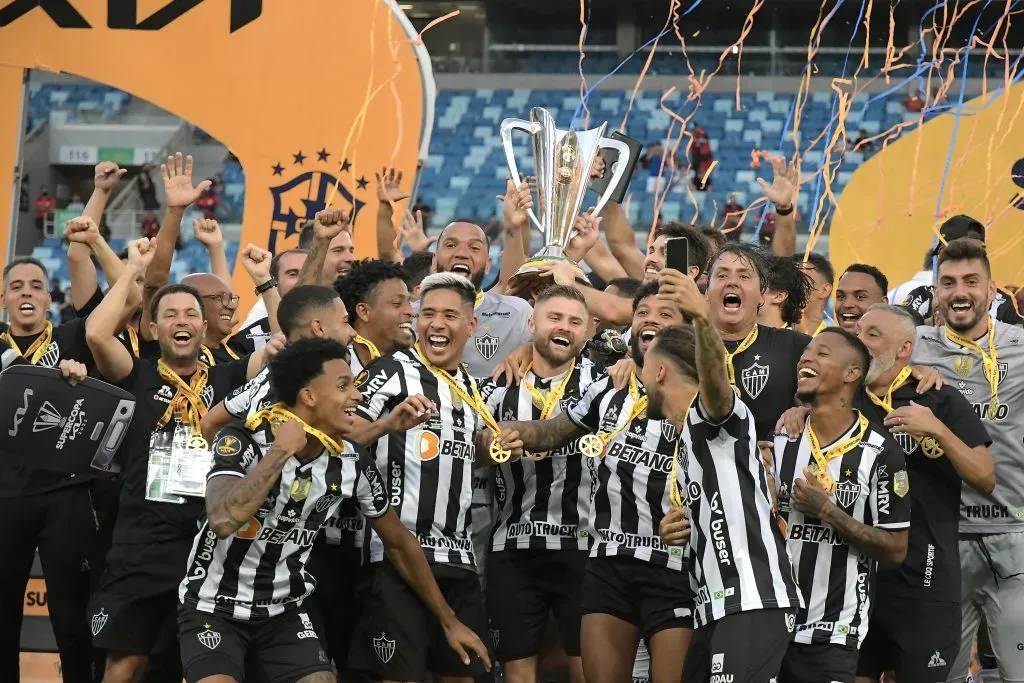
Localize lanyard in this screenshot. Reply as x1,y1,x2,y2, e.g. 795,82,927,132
667,395,698,509
806,411,868,494
156,359,210,442
126,326,140,359
2,322,53,364
245,403,343,456
354,334,382,361
945,323,1000,415
578,370,648,459
813,320,827,337
867,366,944,459
724,325,759,387
475,291,484,308
199,343,240,366
414,344,509,462
521,359,576,461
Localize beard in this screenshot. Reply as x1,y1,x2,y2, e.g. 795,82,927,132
443,264,485,289
945,303,986,334
631,340,645,369
646,388,666,420
865,350,896,385
536,337,576,367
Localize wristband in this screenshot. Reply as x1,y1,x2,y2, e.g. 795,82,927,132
255,278,278,295
775,203,794,216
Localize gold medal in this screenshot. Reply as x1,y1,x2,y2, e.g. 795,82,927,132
189,435,209,449
921,437,944,459
525,451,548,461
578,434,605,459
489,438,511,463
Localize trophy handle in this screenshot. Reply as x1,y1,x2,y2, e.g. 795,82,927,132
499,118,543,232
590,138,633,216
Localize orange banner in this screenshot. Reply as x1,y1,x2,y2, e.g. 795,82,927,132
0,66,22,264
831,83,1024,288
0,0,432,313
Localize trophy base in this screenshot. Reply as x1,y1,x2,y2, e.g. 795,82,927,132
508,256,589,300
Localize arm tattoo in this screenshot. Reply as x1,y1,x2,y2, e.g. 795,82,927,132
694,318,733,418
820,503,906,564
206,443,292,538
505,413,586,452
297,237,328,286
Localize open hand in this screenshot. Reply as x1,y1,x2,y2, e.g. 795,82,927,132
161,153,211,208
387,395,438,432
756,155,799,209
401,209,437,252
885,401,942,439
375,167,410,205
774,405,809,439
498,177,534,234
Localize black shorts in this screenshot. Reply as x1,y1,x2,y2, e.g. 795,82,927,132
857,596,960,682
177,604,333,683
88,539,192,654
779,642,859,683
682,608,796,683
305,539,366,669
485,549,587,660
348,561,488,680
580,556,695,639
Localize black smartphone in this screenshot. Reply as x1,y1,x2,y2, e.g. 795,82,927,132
590,132,643,203
665,236,689,273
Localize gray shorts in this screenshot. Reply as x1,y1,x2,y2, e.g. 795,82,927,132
946,531,1024,683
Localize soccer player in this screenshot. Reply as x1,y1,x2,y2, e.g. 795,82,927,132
482,285,602,683
346,273,521,682
853,303,994,683
178,338,489,683
772,328,911,683
646,268,803,683
334,258,416,374
908,238,1024,683
834,264,888,332
497,282,693,683
705,243,812,439
84,238,276,683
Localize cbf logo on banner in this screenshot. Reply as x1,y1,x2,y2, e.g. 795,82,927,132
830,83,1024,289
0,0,435,314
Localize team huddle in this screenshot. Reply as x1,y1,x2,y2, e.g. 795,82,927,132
0,156,1022,683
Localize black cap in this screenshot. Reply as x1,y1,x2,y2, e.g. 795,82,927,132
939,214,986,243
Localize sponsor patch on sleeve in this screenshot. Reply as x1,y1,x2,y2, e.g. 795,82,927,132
893,469,910,498
214,434,243,457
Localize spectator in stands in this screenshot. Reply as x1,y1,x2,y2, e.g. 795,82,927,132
757,206,776,247
210,173,225,197
34,185,56,243
722,193,745,241
854,130,875,154
49,277,65,307
642,141,665,173
66,193,85,213
137,164,160,210
195,183,219,219
19,175,29,212
140,210,160,240
906,89,925,112
690,124,714,191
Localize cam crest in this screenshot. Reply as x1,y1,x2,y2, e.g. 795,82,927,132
268,149,367,254
741,362,769,399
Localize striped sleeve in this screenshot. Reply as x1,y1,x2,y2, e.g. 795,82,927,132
567,374,611,431
208,425,256,480
223,368,270,419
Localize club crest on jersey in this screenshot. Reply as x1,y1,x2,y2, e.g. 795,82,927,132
488,627,500,648
373,632,396,663
741,362,769,399
198,624,221,650
355,370,368,388
893,431,918,456
290,477,312,502
661,421,678,442
39,342,60,368
998,362,1008,385
90,609,108,636
475,333,499,360
953,355,973,377
833,479,862,508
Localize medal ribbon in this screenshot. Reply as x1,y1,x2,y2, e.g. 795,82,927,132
805,411,869,494
724,325,759,387
156,359,210,439
245,403,343,456
2,321,53,364
667,395,698,509
354,334,382,361
945,323,1000,414
521,359,576,461
867,367,945,458
580,371,648,458
126,326,140,359
414,344,508,461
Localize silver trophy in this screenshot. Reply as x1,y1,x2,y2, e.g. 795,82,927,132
500,107,630,294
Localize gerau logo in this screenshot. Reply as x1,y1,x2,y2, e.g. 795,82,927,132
267,148,366,254
0,0,263,33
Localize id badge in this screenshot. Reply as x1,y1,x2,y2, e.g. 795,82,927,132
146,430,186,504
164,424,213,498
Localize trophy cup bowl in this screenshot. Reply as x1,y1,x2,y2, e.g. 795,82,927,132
500,107,630,298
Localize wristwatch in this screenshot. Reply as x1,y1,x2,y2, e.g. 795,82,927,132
255,278,278,295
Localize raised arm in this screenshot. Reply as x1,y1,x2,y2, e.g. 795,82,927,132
495,178,532,293
531,260,634,326
757,156,799,258
374,168,410,263
298,207,350,286
498,412,586,453
142,153,211,338
193,218,232,287
238,243,282,338
205,420,307,539
86,238,155,382
66,161,129,301
656,268,733,421
601,201,645,280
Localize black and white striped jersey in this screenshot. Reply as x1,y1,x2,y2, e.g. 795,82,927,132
773,418,911,647
355,348,484,567
679,396,802,628
223,366,275,421
567,373,686,570
178,420,389,621
483,358,601,552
